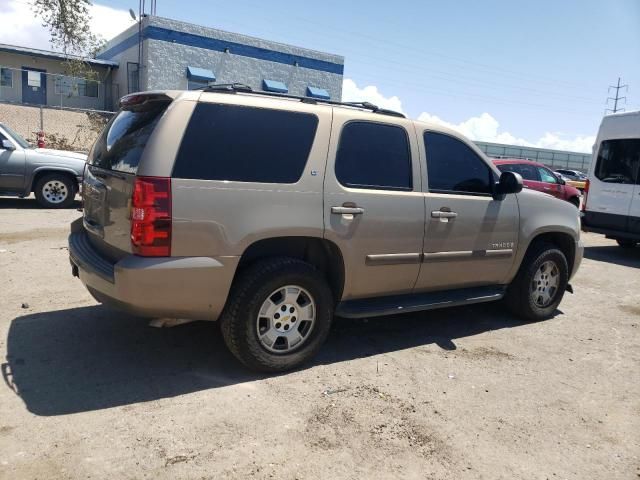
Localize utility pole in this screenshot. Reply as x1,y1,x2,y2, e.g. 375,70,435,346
605,77,628,114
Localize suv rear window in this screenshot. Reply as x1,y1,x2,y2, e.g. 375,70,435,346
89,96,171,174
173,103,318,183
595,139,640,184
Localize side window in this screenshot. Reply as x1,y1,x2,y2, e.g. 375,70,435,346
538,167,558,184
595,139,640,185
335,122,412,191
424,131,493,194
514,164,541,181
173,103,318,183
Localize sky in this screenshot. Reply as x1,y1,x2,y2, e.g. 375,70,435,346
1,0,639,153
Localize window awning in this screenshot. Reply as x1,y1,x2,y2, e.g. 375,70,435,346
187,66,215,82
307,86,330,100
263,79,288,93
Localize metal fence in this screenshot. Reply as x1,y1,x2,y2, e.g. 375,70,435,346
0,101,114,153
0,66,119,112
475,140,592,173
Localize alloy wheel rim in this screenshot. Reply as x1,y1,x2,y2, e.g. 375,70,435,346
530,260,560,308
43,180,68,204
256,285,316,353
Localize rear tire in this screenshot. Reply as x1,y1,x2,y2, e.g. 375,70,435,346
34,173,76,208
616,239,638,248
220,257,334,372
504,241,568,321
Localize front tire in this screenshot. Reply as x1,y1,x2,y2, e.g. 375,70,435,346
34,173,76,208
505,241,568,321
220,258,334,372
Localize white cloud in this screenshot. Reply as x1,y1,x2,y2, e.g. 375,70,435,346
342,78,405,114
342,79,595,153
0,0,135,52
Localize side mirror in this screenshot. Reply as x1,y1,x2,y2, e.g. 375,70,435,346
1,139,15,151
495,171,523,196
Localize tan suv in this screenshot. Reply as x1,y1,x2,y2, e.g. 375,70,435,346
69,85,583,372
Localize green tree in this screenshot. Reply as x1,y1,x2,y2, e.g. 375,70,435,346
33,0,106,83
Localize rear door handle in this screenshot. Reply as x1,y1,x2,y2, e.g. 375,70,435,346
331,206,364,215
431,210,458,219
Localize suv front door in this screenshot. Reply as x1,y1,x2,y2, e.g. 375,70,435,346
324,111,425,300
415,131,519,291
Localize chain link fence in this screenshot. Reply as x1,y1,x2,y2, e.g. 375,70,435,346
0,102,113,153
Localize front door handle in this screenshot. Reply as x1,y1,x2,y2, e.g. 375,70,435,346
331,206,364,215
431,210,458,219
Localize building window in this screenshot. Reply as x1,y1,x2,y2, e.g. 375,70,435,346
54,76,73,95
81,80,99,98
54,76,98,98
186,66,215,90
187,80,207,90
0,68,13,87
127,62,140,93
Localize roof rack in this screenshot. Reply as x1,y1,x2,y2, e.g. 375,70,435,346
200,83,406,118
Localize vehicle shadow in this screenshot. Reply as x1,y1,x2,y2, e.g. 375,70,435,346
583,244,640,269
0,197,82,209
3,303,544,416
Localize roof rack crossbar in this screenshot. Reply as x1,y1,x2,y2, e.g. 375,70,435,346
200,83,406,118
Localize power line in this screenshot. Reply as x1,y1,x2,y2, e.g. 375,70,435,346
605,77,628,114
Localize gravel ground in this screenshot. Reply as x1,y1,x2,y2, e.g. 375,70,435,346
0,197,638,479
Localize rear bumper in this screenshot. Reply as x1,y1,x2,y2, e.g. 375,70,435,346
68,226,238,321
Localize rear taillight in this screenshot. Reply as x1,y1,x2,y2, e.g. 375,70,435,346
581,179,590,211
131,176,171,256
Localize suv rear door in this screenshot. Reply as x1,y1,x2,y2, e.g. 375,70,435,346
415,131,518,291
323,110,424,300
83,93,173,261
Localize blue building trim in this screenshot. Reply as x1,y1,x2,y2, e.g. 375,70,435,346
98,26,344,75
263,79,288,93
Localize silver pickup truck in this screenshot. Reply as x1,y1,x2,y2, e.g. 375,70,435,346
0,122,86,208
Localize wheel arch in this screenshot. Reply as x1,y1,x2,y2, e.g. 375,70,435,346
522,231,576,278
30,167,79,193
236,236,345,303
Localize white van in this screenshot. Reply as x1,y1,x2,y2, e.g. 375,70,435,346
582,111,640,247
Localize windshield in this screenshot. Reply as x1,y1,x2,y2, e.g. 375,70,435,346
1,123,31,149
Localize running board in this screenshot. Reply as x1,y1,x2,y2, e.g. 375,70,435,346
335,286,506,319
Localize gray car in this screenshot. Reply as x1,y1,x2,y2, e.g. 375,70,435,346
69,86,583,372
0,122,86,208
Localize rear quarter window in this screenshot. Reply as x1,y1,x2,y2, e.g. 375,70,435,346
89,97,171,174
172,103,319,183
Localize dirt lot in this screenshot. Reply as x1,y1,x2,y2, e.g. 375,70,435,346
0,197,638,479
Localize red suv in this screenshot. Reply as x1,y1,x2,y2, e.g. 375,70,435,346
493,159,582,208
